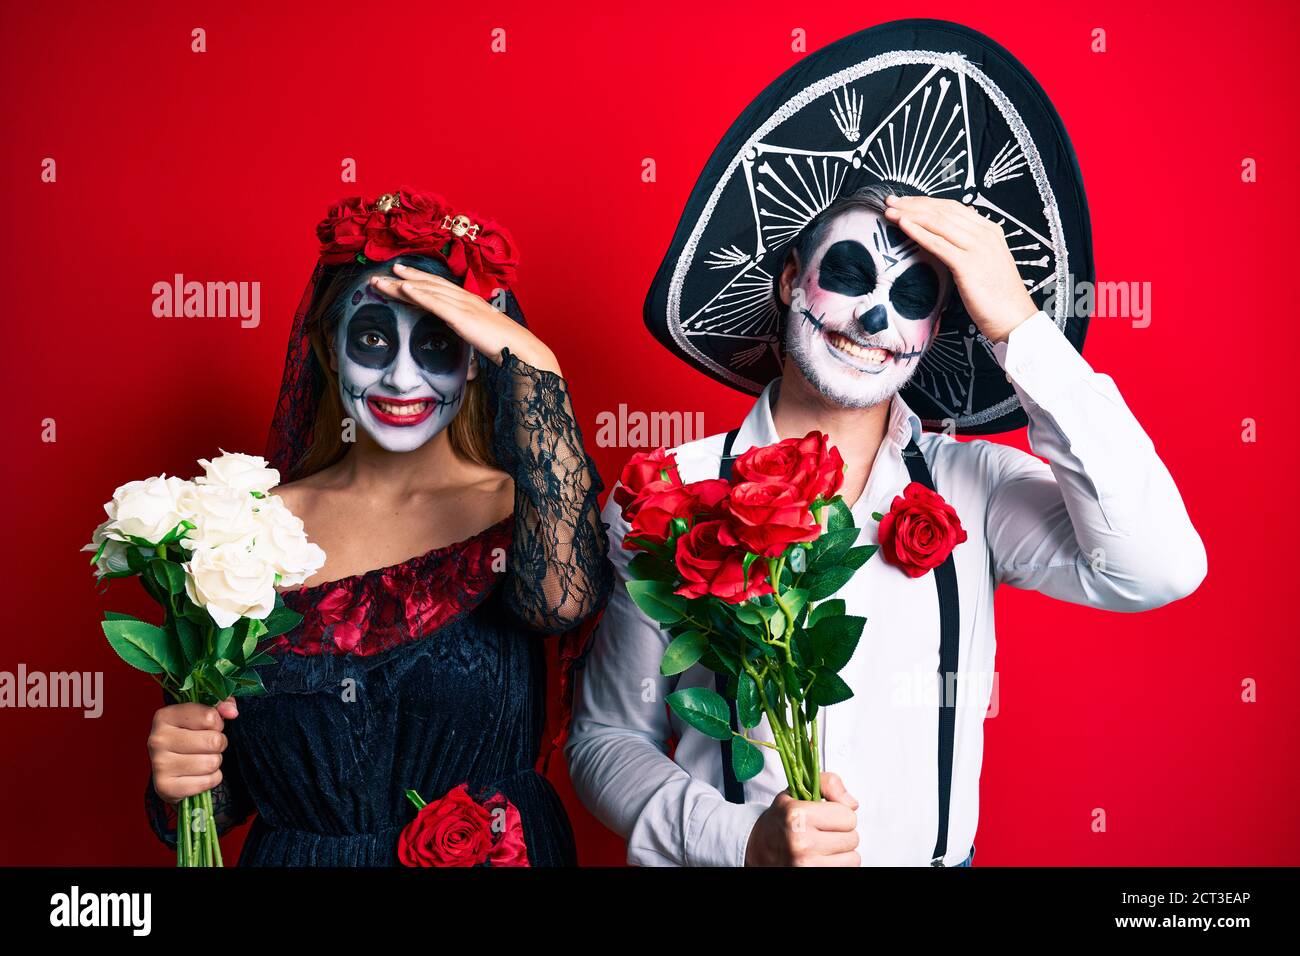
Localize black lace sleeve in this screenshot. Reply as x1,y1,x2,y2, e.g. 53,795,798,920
144,691,256,849
482,347,614,634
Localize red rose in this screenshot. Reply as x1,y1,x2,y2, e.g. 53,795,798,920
675,520,774,603
877,482,968,578
614,448,683,519
398,784,531,868
720,480,821,558
624,479,730,550
440,214,519,296
734,431,845,504
397,784,495,867
478,791,530,867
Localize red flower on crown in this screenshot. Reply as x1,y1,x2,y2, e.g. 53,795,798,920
314,185,518,296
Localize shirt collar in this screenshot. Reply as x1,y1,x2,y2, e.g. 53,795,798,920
736,378,923,454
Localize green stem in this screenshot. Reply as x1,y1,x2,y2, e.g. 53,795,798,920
809,716,822,801
208,788,224,866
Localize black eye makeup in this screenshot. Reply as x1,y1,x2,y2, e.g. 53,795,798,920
889,262,941,320
344,305,399,369
410,315,466,375
816,240,877,297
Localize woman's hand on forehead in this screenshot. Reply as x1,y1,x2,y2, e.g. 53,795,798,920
369,265,562,376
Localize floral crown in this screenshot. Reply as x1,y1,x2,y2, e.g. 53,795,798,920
314,185,518,296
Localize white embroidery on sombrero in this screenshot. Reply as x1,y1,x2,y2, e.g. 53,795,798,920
666,48,1072,429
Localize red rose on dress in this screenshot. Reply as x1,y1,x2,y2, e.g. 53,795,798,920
675,520,775,603
624,479,731,550
398,784,530,868
397,784,495,867
614,448,683,519
478,790,530,867
877,482,968,578
734,431,845,505
720,480,821,558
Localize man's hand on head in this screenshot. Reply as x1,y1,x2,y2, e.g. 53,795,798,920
883,194,1038,344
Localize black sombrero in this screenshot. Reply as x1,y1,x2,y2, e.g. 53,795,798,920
644,18,1092,434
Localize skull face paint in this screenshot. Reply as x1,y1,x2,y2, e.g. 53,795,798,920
783,207,952,409
334,277,472,453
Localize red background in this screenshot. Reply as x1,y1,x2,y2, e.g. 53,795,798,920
2,1,1296,866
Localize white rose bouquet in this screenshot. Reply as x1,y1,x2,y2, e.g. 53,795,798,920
84,451,325,866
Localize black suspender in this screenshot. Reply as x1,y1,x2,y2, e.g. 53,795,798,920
716,427,745,805
712,427,962,866
901,437,961,866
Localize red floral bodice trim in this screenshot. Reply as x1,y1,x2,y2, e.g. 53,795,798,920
274,516,515,657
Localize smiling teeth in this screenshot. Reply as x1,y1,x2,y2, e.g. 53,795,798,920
373,400,431,416
827,331,890,364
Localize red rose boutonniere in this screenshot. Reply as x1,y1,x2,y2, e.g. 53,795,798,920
398,783,530,867
875,482,968,578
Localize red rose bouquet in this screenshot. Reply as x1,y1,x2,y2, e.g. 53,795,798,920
617,432,874,801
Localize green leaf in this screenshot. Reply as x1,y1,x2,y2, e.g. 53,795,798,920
841,545,878,571
736,672,761,728
231,670,267,698
261,604,303,640
628,551,677,582
660,630,708,676
808,670,853,706
149,559,186,596
214,626,237,661
808,527,860,571
665,687,733,740
700,644,739,677
626,579,688,625
404,788,427,810
173,615,200,666
741,551,760,587
101,618,178,676
808,598,846,628
804,565,857,601
125,546,149,575
731,736,765,782
779,588,809,632
808,614,866,672
825,497,853,532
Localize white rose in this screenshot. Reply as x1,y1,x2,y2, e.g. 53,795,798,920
250,495,326,587
82,519,137,578
196,450,280,495
105,475,192,545
177,484,260,551
184,543,277,629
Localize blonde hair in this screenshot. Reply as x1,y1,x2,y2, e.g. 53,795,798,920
295,255,497,478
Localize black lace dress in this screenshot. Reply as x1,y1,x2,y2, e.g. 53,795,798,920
145,351,612,866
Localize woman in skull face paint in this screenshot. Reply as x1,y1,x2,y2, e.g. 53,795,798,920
144,189,613,866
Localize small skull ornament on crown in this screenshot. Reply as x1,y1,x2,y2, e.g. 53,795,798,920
441,213,480,241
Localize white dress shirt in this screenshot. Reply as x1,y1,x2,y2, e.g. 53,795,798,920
566,310,1207,866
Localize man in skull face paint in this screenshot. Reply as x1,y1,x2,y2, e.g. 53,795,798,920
570,179,1207,868
333,264,475,454
782,184,954,411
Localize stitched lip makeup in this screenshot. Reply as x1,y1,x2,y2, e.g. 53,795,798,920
365,395,437,427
